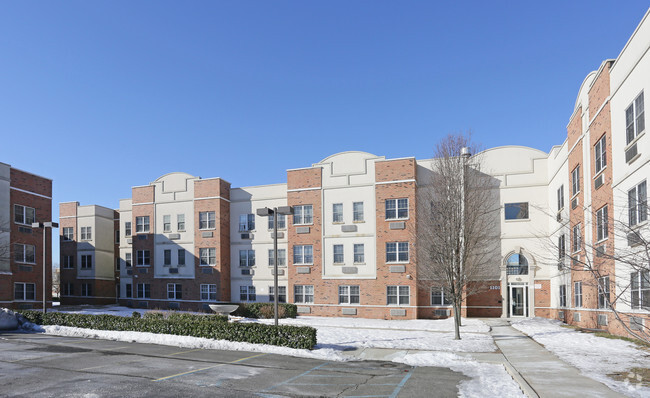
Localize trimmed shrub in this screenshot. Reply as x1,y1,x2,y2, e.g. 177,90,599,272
233,303,297,319
132,311,141,318
18,310,316,350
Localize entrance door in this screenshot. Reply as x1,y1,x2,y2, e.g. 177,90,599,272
508,284,528,317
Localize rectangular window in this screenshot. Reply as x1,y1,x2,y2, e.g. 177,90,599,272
598,276,610,309
14,204,35,225
125,283,132,298
596,205,608,241
431,287,451,305
385,198,408,220
136,250,150,266
294,285,314,303
137,283,151,298
239,214,255,232
628,181,647,227
571,166,580,196
504,202,529,220
626,92,645,144
387,285,410,305
200,284,217,301
200,248,216,266
239,249,255,267
333,203,343,223
177,214,185,231
167,283,182,300
163,249,172,266
268,249,286,266
574,282,582,308
14,244,35,264
80,255,92,269
199,211,215,229
81,283,92,297
353,202,364,222
293,205,313,225
594,135,607,174
557,185,564,211
125,222,132,236
333,244,344,264
338,285,360,304
268,213,286,230
572,224,581,253
631,271,650,310
163,215,171,232
135,216,150,233
80,226,92,240
14,283,35,300
115,230,120,244
269,286,286,303
177,249,185,266
240,286,256,302
125,252,132,267
62,255,74,269
62,283,73,296
293,245,313,265
353,244,364,264
386,242,409,263
559,285,567,307
116,257,120,271
62,227,74,241
558,234,566,259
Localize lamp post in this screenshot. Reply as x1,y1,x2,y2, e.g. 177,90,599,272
256,206,292,326
32,221,58,314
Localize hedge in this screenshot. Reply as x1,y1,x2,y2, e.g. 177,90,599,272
19,311,316,350
232,303,298,319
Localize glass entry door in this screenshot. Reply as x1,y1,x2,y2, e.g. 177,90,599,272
508,284,528,317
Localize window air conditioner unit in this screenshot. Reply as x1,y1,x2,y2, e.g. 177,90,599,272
169,268,178,274
240,233,253,240
625,143,638,163
557,261,565,271
573,312,581,322
558,311,565,320
627,232,642,247
556,212,562,223
434,309,450,317
241,268,254,275
597,314,608,326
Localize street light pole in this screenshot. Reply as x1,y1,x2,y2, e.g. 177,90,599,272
32,221,58,314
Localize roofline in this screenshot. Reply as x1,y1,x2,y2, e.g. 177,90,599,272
611,8,650,72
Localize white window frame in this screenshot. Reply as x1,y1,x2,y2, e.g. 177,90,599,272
353,202,364,222
558,234,566,259
626,91,645,145
80,226,92,240
124,222,132,236
200,248,216,266
596,205,608,241
136,250,150,266
431,287,451,306
177,214,185,231
571,224,581,253
557,185,564,211
385,198,409,220
293,205,313,225
125,252,132,267
163,249,172,266
200,284,217,301
628,181,647,227
269,286,287,303
62,227,74,241
163,215,171,232
14,243,35,264
268,249,286,267
177,249,185,266
80,254,92,269
137,283,151,298
594,135,607,174
631,271,650,310
571,166,580,197
239,214,255,232
14,282,35,301
135,216,150,233
333,244,344,264
574,281,582,308
387,285,410,305
240,286,256,302
14,204,35,226
504,202,529,220
294,285,314,303
598,276,610,309
559,285,567,308
338,285,360,305
353,244,364,264
167,283,182,300
332,203,343,223
199,211,215,230
268,213,286,230
62,255,74,269
386,242,409,263
81,283,92,297
293,245,313,265
239,249,255,267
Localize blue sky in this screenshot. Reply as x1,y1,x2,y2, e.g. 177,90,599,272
1,2,649,263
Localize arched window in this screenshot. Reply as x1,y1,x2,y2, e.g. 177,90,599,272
506,253,528,275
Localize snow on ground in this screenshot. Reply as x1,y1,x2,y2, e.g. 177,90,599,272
511,317,650,398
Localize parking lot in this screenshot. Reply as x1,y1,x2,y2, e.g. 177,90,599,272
0,331,466,397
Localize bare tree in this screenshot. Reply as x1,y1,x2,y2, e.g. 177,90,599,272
417,133,501,340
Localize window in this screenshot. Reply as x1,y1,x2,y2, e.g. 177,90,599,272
116,257,120,271
115,230,120,244
353,202,364,222
136,250,150,266
504,202,529,220
293,205,313,225
574,282,582,308
626,91,645,144
333,245,344,264
571,166,580,196
339,285,360,304
62,283,73,296
135,216,150,233
506,253,528,275
14,283,35,300
200,248,216,266
163,249,172,266
239,214,255,232
559,285,567,307
14,204,35,225
240,286,256,302
163,215,171,232
594,135,607,174
81,283,92,297
239,250,255,267
333,203,343,223
177,249,185,266
269,286,286,303
80,226,92,240
125,283,132,298
387,285,410,305
62,227,74,241
200,284,217,301
598,276,610,309
62,255,74,269
199,211,215,229
386,242,409,263
14,244,35,264
557,185,564,211
353,244,364,264
268,213,286,230
385,198,408,220
631,271,650,310
293,245,313,265
137,283,151,298
572,224,581,253
81,255,92,269
125,252,132,267
596,205,608,241
628,181,647,227
268,249,286,266
558,234,566,259
294,285,314,303
167,283,182,300
125,222,132,236
431,287,451,305
177,214,185,231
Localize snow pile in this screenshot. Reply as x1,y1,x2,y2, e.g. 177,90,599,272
511,317,650,398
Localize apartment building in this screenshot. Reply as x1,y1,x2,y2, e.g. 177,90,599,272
0,162,53,310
